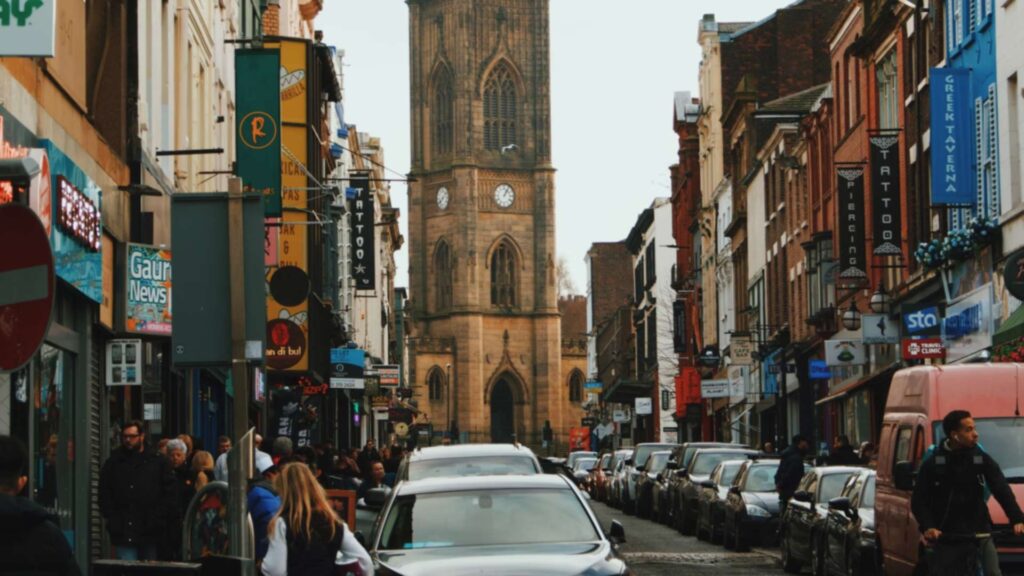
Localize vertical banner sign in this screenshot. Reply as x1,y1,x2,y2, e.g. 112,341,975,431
125,244,173,335
351,174,376,290
235,49,282,217
837,167,868,281
930,68,975,206
265,38,310,371
869,134,902,256
0,0,56,57
672,300,687,353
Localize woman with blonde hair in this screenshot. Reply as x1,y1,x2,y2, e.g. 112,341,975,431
261,462,372,576
191,450,215,491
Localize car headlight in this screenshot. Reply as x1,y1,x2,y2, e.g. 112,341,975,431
746,505,771,518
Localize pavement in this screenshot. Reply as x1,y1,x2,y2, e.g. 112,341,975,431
588,499,785,575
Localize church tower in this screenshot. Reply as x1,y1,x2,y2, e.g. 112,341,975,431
406,0,568,447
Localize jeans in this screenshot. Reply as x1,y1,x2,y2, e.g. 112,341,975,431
925,537,1001,576
115,544,158,561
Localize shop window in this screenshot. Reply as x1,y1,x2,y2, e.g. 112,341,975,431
33,344,75,532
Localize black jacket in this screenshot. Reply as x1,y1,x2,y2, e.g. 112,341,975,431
98,447,178,546
911,441,1024,535
0,493,81,576
828,445,860,466
775,446,806,495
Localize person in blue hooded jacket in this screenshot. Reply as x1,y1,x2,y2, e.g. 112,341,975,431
248,461,282,562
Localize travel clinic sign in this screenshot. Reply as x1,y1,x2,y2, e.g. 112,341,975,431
930,68,974,205
126,244,172,335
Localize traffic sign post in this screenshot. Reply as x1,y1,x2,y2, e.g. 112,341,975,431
0,203,55,372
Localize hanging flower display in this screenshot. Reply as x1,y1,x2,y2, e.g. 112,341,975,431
914,239,944,269
993,335,1024,363
914,215,1000,269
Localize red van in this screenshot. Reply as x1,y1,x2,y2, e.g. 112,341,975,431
875,364,1024,575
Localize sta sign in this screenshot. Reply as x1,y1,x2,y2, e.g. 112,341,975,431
903,306,941,336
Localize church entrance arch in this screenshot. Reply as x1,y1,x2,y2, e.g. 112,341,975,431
490,379,515,443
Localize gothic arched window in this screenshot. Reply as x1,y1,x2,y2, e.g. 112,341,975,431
483,62,517,151
428,368,445,401
435,240,453,311
433,69,454,157
569,370,584,403
490,241,517,308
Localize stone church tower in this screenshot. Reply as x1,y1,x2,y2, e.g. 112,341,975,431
406,0,577,449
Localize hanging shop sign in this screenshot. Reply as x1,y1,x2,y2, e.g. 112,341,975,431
698,345,721,367
728,366,747,401
125,243,172,335
584,380,602,391
837,167,868,281
902,338,946,360
903,304,942,337
235,49,282,217
1003,248,1024,302
930,67,975,206
106,339,142,386
861,314,899,344
825,339,866,367
869,134,902,256
672,300,687,353
266,317,307,370
943,283,993,363
372,364,400,387
762,349,780,396
700,379,730,399
330,347,365,389
809,359,831,380
350,173,376,290
730,336,753,366
0,0,56,57
634,397,653,415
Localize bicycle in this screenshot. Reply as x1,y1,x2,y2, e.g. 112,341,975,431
923,529,1013,576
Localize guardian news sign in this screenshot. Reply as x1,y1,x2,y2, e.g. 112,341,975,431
0,0,55,57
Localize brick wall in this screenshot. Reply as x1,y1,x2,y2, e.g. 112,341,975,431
262,3,280,36
587,242,633,331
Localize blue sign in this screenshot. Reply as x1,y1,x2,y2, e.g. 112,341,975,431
809,360,831,380
331,347,364,366
930,68,975,205
762,349,780,396
903,305,942,336
584,380,602,390
943,302,983,340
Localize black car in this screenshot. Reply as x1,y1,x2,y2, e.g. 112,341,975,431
673,447,758,535
723,458,810,551
365,474,630,575
634,450,673,520
822,469,879,576
621,442,677,515
694,459,746,544
780,466,862,576
664,442,736,531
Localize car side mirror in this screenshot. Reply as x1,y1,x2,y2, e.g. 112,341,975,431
609,520,626,544
364,487,390,510
793,490,812,503
354,530,367,548
894,460,915,491
667,461,679,470
656,473,665,482
827,496,850,512
699,480,716,489
729,486,741,495
636,466,645,473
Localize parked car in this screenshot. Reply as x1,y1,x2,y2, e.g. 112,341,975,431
595,449,631,503
724,458,809,551
397,443,542,481
608,450,633,508
875,365,1024,576
570,456,599,488
779,466,862,575
823,469,880,576
540,456,567,475
665,441,737,531
566,450,598,473
650,458,678,525
695,459,747,544
673,447,759,534
621,443,677,515
635,450,673,519
365,474,630,575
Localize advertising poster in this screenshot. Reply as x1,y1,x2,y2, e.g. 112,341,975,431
126,244,172,335
569,427,591,452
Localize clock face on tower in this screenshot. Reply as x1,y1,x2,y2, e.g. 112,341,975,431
436,187,450,210
494,184,515,208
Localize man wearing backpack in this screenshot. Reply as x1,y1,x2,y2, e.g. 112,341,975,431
911,410,1024,576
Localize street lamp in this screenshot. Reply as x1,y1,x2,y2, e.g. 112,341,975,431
842,302,862,331
870,283,891,315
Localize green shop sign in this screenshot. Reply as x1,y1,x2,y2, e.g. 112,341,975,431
235,49,282,216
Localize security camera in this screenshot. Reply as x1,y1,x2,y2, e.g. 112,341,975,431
500,143,518,154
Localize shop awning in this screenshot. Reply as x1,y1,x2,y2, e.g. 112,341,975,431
814,363,899,406
602,379,651,404
994,304,1024,348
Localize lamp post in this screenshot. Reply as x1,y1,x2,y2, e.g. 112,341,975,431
870,284,891,315
842,302,862,331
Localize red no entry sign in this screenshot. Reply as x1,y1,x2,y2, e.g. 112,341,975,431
0,203,55,372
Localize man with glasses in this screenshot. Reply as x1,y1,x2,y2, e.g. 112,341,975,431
98,420,177,560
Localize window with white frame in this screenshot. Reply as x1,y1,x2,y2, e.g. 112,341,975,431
876,49,899,130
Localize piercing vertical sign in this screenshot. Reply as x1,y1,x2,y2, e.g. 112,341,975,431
837,166,868,281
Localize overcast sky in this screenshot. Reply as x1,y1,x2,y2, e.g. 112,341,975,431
319,0,795,293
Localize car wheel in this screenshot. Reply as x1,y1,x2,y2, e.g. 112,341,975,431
781,529,801,574
695,509,707,541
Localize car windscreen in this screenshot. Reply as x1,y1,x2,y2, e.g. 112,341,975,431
692,452,746,476
378,488,601,549
819,473,854,503
574,458,598,472
408,456,539,480
743,464,779,492
862,476,875,508
647,452,670,474
634,445,675,468
720,462,742,486
932,418,1024,479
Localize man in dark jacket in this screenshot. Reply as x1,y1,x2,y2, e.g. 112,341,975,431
912,410,1024,576
0,435,81,576
828,435,861,466
775,434,810,511
98,421,177,560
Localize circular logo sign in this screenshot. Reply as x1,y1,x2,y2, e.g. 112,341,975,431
239,111,279,150
266,318,306,370
1004,248,1024,302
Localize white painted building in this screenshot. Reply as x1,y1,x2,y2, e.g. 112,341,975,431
998,0,1024,251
